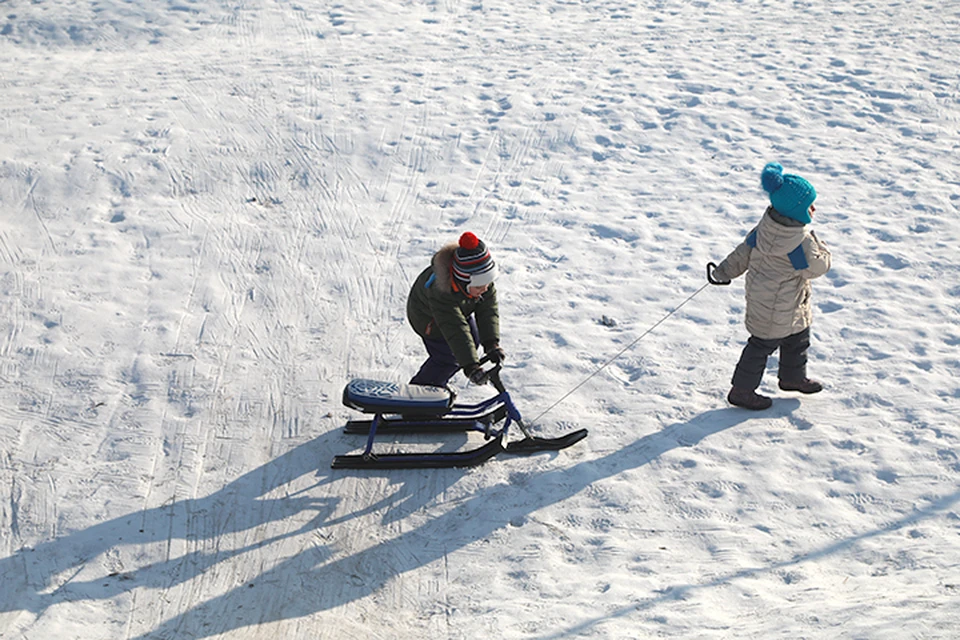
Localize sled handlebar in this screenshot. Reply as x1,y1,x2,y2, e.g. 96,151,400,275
467,353,505,390
487,365,506,393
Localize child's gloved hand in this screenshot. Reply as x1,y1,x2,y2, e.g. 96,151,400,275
464,363,489,385
707,262,731,286
484,342,506,364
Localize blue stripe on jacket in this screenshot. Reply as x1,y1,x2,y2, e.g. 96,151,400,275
746,230,757,248
788,245,809,270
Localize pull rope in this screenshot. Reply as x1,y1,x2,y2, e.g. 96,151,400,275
529,282,710,425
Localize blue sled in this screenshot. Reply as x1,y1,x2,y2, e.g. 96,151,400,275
332,364,588,469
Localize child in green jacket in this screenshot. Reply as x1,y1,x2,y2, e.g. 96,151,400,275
407,232,505,387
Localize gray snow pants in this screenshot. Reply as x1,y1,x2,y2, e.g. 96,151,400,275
731,327,811,390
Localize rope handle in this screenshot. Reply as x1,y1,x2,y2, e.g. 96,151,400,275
706,262,730,286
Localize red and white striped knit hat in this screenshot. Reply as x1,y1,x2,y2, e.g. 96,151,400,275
452,232,497,287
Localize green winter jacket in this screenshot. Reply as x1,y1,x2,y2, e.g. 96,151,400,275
407,243,500,369
712,207,831,340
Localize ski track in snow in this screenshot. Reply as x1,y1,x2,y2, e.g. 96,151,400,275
1,0,959,638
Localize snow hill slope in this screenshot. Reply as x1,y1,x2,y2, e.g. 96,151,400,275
1,1,958,638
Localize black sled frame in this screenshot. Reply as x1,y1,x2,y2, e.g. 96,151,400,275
332,365,588,469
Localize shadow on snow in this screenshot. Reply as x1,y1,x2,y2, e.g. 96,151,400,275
11,399,946,639
133,403,797,637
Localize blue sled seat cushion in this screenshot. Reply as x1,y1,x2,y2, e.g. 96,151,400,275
343,379,454,415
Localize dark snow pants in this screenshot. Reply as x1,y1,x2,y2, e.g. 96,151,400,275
731,327,811,390
409,317,480,388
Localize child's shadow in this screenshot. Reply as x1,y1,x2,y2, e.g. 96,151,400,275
0,424,469,619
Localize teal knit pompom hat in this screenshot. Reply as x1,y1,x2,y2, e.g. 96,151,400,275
761,162,816,224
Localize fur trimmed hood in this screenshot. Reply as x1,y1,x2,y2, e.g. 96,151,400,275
429,243,459,293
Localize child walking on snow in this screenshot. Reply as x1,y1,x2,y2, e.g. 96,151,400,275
708,162,832,410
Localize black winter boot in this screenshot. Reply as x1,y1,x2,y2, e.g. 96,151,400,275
727,387,773,410
779,378,823,394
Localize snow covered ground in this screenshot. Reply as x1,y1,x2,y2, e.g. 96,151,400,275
1,0,958,638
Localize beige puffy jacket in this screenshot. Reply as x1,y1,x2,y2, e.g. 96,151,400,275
713,207,831,340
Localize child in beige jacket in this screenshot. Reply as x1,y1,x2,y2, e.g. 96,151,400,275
708,162,832,410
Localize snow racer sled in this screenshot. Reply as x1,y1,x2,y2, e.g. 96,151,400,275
332,360,588,469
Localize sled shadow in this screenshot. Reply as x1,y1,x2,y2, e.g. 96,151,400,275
128,401,800,639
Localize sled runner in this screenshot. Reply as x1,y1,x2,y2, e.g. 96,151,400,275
332,362,588,469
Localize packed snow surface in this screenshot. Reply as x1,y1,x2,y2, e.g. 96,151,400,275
1,1,958,638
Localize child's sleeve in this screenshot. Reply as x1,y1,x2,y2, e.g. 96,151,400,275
711,229,755,282
474,286,500,348
428,293,481,368
796,231,831,279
